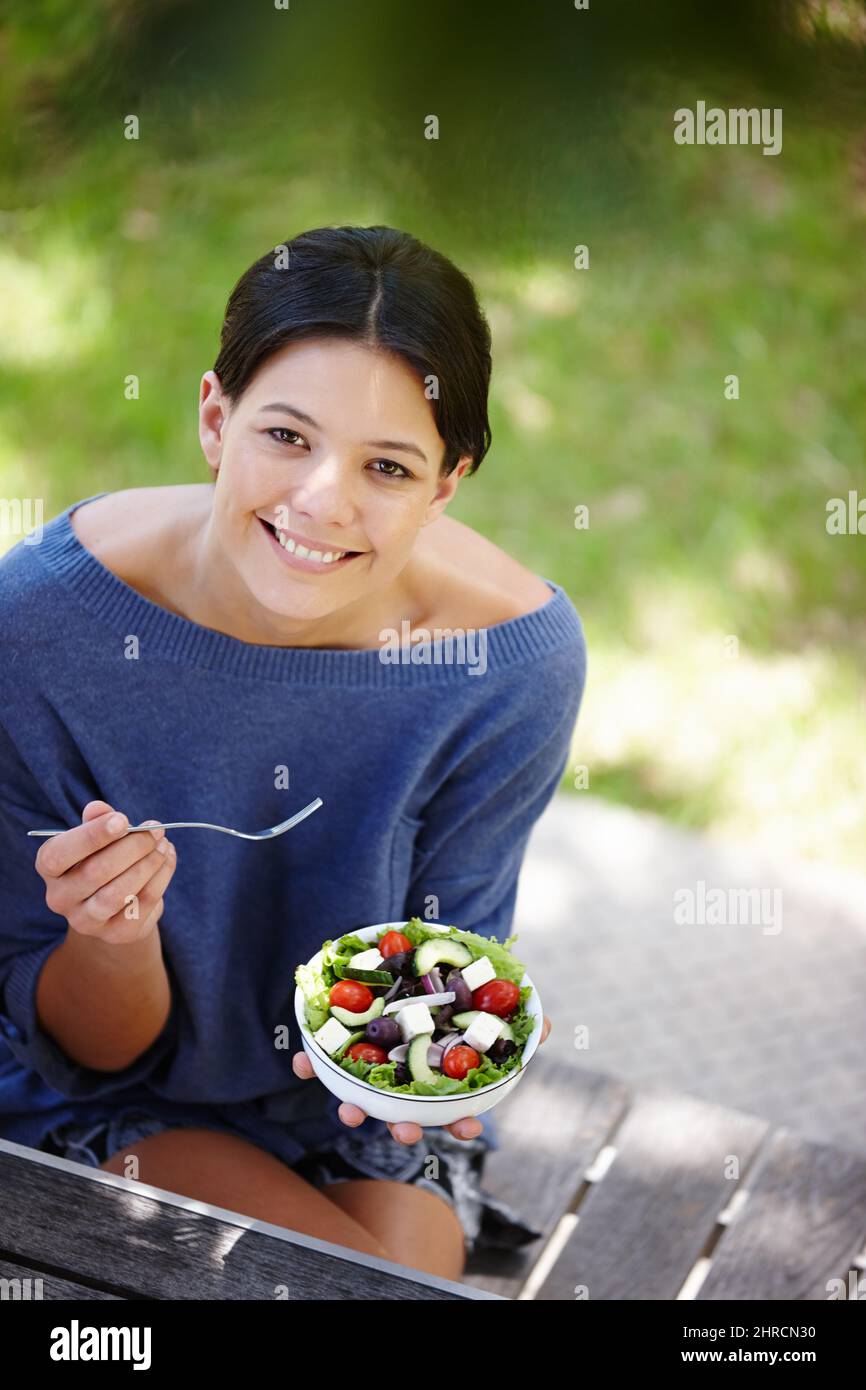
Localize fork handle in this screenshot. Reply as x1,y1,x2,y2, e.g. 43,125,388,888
28,822,215,837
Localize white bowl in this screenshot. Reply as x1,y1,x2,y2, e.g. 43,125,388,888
294,921,543,1126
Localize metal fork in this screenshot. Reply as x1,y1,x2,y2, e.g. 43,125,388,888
27,796,323,840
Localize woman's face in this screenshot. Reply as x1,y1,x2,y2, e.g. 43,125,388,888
198,337,469,625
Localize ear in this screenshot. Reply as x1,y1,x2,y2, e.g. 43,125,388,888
420,456,473,526
199,371,229,477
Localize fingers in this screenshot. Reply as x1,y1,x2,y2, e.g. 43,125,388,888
96,850,178,945
35,807,133,879
339,1103,368,1129
447,1117,484,1140
387,1121,422,1143
40,819,167,925
36,805,164,881
47,835,171,928
540,1015,552,1045
383,1117,482,1144
292,1050,364,1121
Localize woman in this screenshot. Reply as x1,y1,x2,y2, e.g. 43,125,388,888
0,225,587,1282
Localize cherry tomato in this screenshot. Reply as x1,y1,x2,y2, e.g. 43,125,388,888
378,930,412,958
472,979,520,1018
346,1042,388,1065
329,980,373,1013
443,1045,481,1080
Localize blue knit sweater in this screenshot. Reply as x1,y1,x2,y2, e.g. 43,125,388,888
0,493,587,1164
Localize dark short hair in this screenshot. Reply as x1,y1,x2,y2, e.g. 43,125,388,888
212,225,492,476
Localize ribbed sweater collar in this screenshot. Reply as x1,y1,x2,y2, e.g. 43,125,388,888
34,493,583,687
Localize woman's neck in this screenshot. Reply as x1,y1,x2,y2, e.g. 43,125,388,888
179,497,435,651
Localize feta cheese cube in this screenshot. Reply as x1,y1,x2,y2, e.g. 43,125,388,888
397,1002,436,1041
462,1011,504,1053
349,948,384,971
313,1016,352,1055
461,954,496,992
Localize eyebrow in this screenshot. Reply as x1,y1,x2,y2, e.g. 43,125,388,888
258,402,429,464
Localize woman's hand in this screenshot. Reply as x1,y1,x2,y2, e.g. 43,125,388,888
34,799,178,946
292,1015,552,1146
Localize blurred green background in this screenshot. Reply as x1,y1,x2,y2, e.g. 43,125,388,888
1,0,864,866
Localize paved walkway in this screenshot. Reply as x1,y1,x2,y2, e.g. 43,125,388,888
516,794,866,1158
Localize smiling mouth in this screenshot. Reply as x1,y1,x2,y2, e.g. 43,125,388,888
258,516,363,568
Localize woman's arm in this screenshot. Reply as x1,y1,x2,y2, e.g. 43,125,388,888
0,725,182,1097
31,800,176,1071
36,913,172,1073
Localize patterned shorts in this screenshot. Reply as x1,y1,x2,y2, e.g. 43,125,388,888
41,1108,541,1260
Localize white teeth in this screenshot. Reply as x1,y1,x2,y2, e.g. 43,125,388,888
271,524,346,564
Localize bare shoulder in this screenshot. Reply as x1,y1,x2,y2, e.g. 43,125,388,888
69,484,211,613
70,484,209,556
419,515,553,628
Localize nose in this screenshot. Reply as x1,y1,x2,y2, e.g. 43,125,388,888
289,452,357,531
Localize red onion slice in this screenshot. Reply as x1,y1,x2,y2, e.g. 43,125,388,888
441,1032,467,1058
422,967,445,994
383,991,455,1016
388,1039,452,1068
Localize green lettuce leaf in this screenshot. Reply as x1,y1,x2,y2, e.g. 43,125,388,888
332,933,370,956
294,959,332,1033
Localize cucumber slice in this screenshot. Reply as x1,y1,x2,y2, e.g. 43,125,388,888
333,961,393,985
334,1029,367,1059
451,1009,515,1043
407,1032,438,1083
414,938,473,976
330,997,385,1027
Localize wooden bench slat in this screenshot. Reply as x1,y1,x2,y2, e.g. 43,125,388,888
0,1257,122,1300
697,1128,866,1301
462,1061,629,1298
0,1140,497,1301
534,1083,769,1300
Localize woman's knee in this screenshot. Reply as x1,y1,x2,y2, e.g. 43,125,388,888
324,1178,466,1281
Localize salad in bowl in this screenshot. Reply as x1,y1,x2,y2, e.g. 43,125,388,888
294,917,543,1126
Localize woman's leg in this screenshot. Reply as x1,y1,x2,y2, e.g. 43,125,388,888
99,1126,391,1262
323,1179,466,1281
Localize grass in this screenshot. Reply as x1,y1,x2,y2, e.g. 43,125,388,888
1,8,864,867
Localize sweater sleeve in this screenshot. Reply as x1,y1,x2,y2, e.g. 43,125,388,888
0,720,180,1099
401,629,587,940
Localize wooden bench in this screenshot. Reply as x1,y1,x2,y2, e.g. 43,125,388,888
462,1059,866,1300
0,1138,496,1301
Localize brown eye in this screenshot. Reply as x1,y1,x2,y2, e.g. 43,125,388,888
369,458,411,479
266,428,303,446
